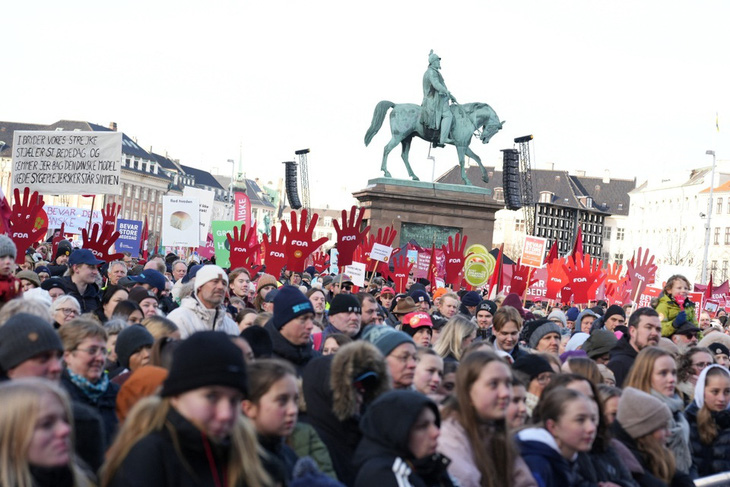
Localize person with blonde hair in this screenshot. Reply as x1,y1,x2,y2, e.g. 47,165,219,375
624,346,692,474
101,331,271,487
0,378,94,487
141,315,180,341
433,315,477,363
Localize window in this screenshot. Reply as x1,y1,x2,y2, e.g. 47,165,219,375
711,261,718,281
134,186,140,198
323,217,332,227
515,219,525,232
718,198,723,214
715,227,721,245
725,228,730,245
125,185,131,198
616,228,625,240
494,188,504,202
614,253,624,266
604,227,611,240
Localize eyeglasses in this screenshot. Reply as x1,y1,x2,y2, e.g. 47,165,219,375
75,346,108,357
57,308,78,316
692,361,712,370
393,353,417,364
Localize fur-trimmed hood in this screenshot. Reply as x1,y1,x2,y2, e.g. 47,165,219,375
331,341,391,421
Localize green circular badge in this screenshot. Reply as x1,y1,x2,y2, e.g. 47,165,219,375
465,261,489,286
466,244,490,259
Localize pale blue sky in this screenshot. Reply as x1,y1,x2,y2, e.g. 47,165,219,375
4,1,729,207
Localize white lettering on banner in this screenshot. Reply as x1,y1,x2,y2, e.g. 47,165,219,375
395,273,406,278
233,247,247,253
574,277,587,282
342,235,356,241
448,258,461,264
12,232,28,238
635,275,645,281
271,251,285,258
291,240,308,247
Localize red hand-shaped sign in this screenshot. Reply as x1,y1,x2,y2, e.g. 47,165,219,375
101,203,120,229
390,255,414,294
82,223,123,263
311,252,329,274
442,233,468,288
333,206,370,267
562,253,606,304
285,210,328,272
226,223,261,272
8,188,47,264
627,247,657,303
262,225,288,279
545,257,569,301
604,262,627,303
510,258,539,297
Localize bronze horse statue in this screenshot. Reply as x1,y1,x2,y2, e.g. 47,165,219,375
364,101,505,185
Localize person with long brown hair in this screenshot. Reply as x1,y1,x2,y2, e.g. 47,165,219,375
624,346,692,474
437,350,536,487
685,364,730,477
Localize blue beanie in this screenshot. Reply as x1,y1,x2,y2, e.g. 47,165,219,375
409,289,431,305
273,285,314,330
461,291,482,307
565,306,580,322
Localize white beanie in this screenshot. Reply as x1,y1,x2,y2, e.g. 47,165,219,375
194,265,228,294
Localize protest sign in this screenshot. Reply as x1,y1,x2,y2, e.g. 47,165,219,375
162,196,200,247
235,192,251,228
115,219,142,257
637,286,662,308
370,243,393,262
212,221,239,268
12,131,122,195
183,187,215,244
197,233,215,260
329,248,339,274
45,205,103,234
344,262,366,287
521,236,547,268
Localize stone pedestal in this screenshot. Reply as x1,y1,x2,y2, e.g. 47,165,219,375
353,178,502,248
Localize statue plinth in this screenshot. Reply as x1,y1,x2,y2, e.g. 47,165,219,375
353,178,501,248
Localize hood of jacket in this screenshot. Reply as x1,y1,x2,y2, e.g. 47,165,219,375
355,390,440,466
331,341,390,421
264,320,316,367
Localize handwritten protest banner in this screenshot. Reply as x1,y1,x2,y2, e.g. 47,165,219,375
115,219,142,258
11,131,122,194
45,205,103,234
183,187,215,244
162,196,200,247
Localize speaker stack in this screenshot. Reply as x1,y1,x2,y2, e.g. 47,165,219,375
501,149,522,211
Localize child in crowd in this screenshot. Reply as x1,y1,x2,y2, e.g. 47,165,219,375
655,275,697,338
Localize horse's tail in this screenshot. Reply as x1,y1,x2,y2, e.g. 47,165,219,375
364,100,395,146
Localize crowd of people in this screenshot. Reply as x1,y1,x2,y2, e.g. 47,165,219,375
1,234,730,487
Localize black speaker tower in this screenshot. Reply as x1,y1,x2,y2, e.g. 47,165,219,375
502,149,522,211
283,161,302,210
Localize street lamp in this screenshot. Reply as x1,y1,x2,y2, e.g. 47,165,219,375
701,150,717,284
227,159,235,219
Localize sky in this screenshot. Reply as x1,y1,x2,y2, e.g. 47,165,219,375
4,1,730,209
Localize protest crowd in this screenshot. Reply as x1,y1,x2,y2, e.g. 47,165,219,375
3,195,730,487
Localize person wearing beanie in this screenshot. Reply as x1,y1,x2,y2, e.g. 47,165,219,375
16,269,40,291
115,365,168,422
601,304,626,332
474,299,497,340
459,291,481,317
512,354,555,418
400,311,433,347
547,309,567,330
613,387,693,486
128,286,160,318
409,289,431,312
321,294,362,346
112,324,155,384
264,285,318,375
0,234,22,304
241,325,274,359
103,331,272,487
254,273,278,311
167,264,238,338
523,318,562,354
362,324,417,389
581,329,618,364
565,306,580,328
708,342,730,368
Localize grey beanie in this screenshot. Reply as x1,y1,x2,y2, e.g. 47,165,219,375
0,235,17,259
115,324,154,369
0,313,61,371
361,324,414,357
526,320,562,349
547,309,567,328
617,387,672,439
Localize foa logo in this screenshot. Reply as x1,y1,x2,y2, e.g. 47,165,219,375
290,240,308,247
271,251,285,258
395,273,406,278
342,235,356,241
12,232,28,238
448,258,461,264
233,247,247,253
574,277,587,283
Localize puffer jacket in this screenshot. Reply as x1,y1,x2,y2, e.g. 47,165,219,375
686,401,730,477
167,294,238,338
655,294,697,337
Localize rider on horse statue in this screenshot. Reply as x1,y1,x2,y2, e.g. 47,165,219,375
420,50,457,148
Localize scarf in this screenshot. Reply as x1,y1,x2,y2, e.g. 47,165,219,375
67,369,109,401
650,389,692,473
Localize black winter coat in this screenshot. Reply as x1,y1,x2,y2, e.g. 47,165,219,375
258,434,298,486
109,408,240,487
61,369,119,445
607,334,638,387
60,276,102,314
685,402,730,477
265,320,319,376
575,449,639,487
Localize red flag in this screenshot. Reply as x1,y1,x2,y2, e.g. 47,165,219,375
140,216,149,260
704,274,713,302
571,226,583,259
546,239,559,265
427,243,438,285
487,244,504,298
0,187,11,235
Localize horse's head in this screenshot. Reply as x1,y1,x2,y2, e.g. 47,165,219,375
480,119,505,144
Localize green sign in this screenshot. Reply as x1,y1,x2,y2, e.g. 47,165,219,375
466,243,489,258
212,221,241,268
465,261,490,287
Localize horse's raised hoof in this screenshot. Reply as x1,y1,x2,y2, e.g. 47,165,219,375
382,170,392,178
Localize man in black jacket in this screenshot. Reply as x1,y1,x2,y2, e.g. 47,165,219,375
62,249,103,314
607,307,661,387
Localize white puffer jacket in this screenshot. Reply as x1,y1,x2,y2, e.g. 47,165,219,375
167,294,238,338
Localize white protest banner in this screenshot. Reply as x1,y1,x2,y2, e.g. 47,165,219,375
370,243,393,262
45,205,103,234
183,186,215,244
12,131,122,195
344,261,366,287
329,248,339,275
162,196,200,247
